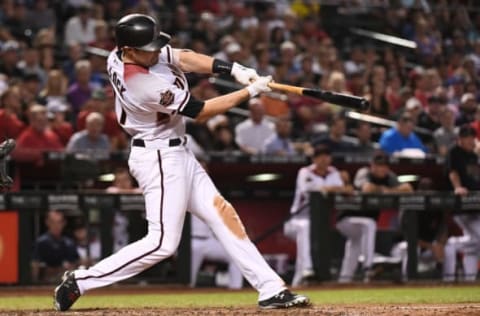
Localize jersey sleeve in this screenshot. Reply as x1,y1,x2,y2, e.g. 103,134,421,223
158,45,180,66
328,170,344,187
126,72,191,113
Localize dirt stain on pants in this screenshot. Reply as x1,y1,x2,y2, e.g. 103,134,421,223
214,195,247,240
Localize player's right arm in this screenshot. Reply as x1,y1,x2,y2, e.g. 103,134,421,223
193,76,272,123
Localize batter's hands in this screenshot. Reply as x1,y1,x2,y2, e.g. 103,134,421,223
246,75,272,97
231,62,259,85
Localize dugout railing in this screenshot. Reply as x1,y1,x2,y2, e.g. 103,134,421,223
1,191,479,285
310,192,480,281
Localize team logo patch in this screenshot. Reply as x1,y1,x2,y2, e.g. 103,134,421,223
159,90,174,106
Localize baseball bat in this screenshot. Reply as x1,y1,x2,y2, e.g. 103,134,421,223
267,82,370,111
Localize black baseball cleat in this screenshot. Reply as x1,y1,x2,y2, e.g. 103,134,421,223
54,271,81,311
258,289,310,309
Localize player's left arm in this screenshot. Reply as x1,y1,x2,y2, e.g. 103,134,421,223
176,49,259,85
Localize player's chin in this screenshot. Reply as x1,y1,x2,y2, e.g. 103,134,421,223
149,56,159,66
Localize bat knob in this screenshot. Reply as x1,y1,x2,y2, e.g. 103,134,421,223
360,99,370,111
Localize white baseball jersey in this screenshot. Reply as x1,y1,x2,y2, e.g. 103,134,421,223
107,45,190,140
290,164,343,219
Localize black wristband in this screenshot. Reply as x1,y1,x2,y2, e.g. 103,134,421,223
212,59,233,74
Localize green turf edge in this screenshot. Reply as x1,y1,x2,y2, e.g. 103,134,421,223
1,286,480,310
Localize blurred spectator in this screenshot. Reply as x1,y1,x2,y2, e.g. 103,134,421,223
339,151,413,283
379,113,427,156
445,125,480,282
67,59,95,116
12,104,63,165
31,210,79,283
212,123,238,152
434,107,457,156
262,117,298,156
470,105,480,141
235,98,275,155
352,122,377,154
47,99,73,146
38,69,69,108
404,97,423,124
0,86,26,139
0,40,23,79
456,92,477,126
64,4,96,46
76,88,123,142
17,47,47,85
26,0,56,33
88,20,114,51
21,72,42,105
72,218,101,268
254,44,275,77
344,46,365,77
284,145,351,287
312,113,356,153
3,1,30,42
417,95,445,132
66,112,110,156
276,40,301,84
446,75,466,107
62,42,84,82
85,46,109,88
385,73,404,113
368,65,390,117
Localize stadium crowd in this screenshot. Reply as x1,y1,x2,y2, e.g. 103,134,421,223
0,0,479,285
1,0,480,160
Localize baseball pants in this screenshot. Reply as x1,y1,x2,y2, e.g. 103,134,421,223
284,218,313,287
74,145,285,300
336,216,376,282
443,214,480,281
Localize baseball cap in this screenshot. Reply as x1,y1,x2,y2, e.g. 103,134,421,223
313,144,331,157
225,42,241,55
458,124,476,138
372,151,389,165
427,95,447,104
280,41,296,51
1,40,19,53
406,97,421,110
461,93,476,104
46,99,68,118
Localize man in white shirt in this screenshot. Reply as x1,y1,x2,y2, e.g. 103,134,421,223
235,98,275,155
64,5,96,46
284,145,350,286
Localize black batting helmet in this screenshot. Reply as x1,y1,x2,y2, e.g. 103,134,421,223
115,14,170,51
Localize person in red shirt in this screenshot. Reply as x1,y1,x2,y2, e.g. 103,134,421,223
76,88,126,150
47,100,74,146
12,104,64,166
0,87,26,140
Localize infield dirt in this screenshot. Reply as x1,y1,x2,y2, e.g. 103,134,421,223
2,304,480,315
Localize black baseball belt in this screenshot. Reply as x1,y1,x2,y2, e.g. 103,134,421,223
132,137,187,148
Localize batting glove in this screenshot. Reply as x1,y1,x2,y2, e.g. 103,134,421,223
246,76,272,97
231,62,260,85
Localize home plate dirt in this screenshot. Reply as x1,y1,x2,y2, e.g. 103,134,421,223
5,304,480,316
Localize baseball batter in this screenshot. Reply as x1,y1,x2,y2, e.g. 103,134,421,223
54,14,309,311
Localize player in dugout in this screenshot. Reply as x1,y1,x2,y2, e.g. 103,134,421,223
54,13,310,311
